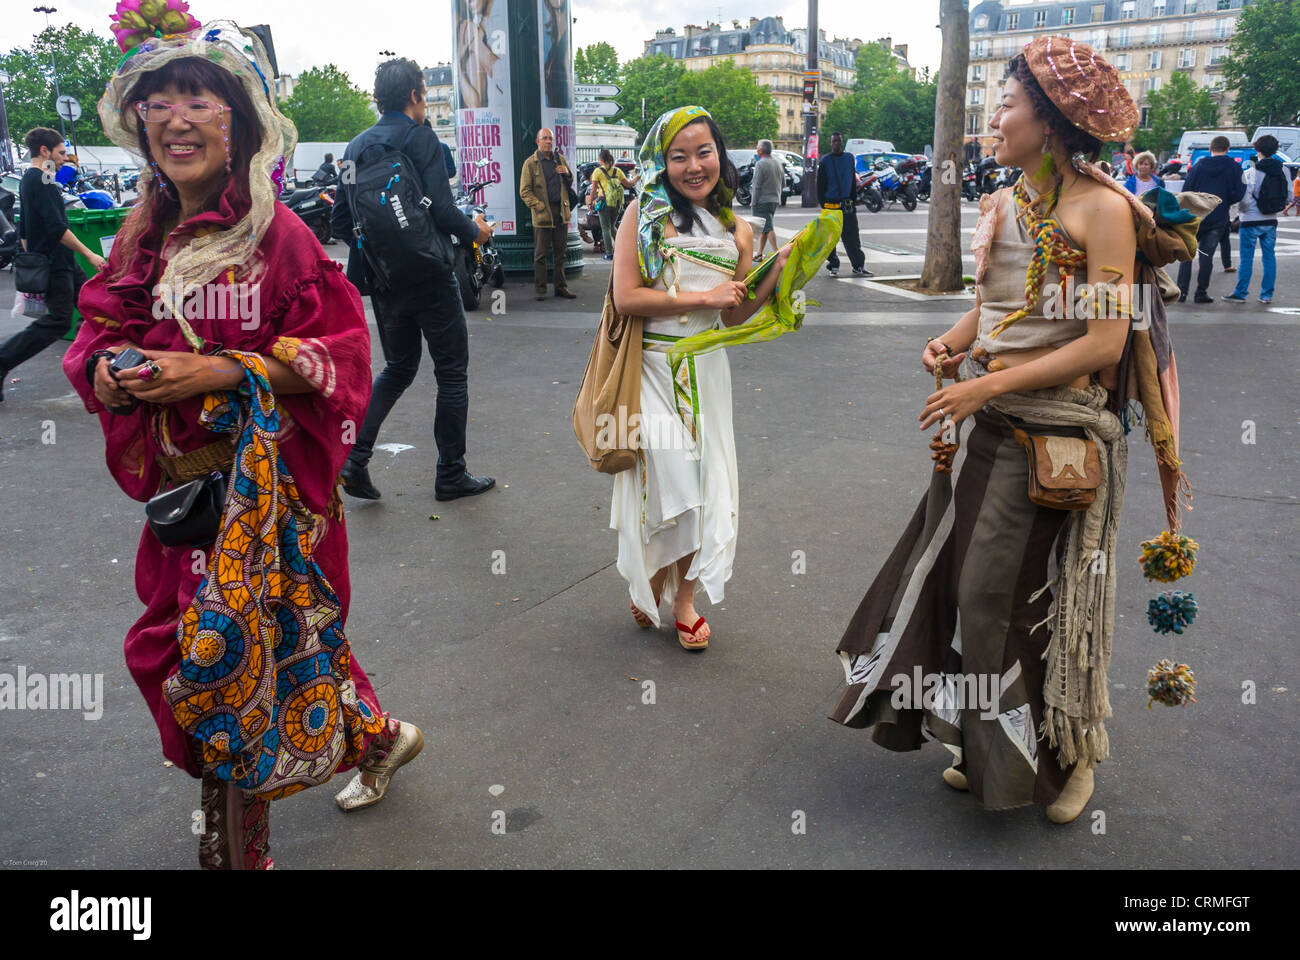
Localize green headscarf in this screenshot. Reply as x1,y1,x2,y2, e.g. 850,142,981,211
636,105,735,284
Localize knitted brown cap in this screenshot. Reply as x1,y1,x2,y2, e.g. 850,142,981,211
1022,35,1139,142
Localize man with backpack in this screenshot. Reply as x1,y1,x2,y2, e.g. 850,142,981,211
1176,135,1245,303
1223,134,1287,304
331,58,496,502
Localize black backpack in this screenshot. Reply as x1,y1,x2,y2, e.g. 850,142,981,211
345,125,453,291
1256,161,1289,216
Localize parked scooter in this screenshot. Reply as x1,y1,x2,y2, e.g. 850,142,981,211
282,180,334,245
869,158,918,211
450,157,503,311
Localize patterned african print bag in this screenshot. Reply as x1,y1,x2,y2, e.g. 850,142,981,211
163,353,385,799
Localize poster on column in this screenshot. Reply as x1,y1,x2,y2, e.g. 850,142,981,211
537,0,575,226
452,0,516,235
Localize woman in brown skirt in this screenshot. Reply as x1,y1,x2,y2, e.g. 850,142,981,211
829,38,1165,823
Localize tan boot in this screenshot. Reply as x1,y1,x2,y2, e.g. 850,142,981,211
1046,764,1095,824
942,764,969,791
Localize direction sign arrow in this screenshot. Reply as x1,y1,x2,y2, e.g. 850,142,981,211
573,100,622,117
56,95,82,123
574,83,620,98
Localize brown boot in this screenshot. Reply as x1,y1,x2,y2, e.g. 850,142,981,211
1046,764,1095,824
942,763,969,791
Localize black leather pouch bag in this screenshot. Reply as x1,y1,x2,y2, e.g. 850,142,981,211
145,470,228,547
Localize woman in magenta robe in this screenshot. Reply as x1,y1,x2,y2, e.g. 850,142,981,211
63,16,422,868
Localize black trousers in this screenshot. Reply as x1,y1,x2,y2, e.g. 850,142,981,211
1176,220,1228,297
824,202,865,270
533,205,570,294
349,273,470,482
0,267,85,372
1220,227,1233,268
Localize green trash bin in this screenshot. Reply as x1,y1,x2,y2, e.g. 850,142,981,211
63,207,132,339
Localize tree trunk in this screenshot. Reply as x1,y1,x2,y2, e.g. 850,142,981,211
920,0,970,293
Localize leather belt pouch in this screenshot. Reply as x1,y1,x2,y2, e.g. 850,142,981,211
145,470,228,546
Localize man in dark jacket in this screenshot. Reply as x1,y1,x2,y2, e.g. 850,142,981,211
816,132,869,277
331,58,495,502
312,152,337,183
1176,135,1245,303
0,128,106,402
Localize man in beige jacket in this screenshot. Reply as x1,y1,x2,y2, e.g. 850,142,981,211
519,128,576,300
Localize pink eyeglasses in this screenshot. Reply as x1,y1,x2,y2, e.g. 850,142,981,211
135,99,229,124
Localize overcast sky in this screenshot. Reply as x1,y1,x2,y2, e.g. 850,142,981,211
4,1,944,94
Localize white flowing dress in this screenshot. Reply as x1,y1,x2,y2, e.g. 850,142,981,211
610,206,741,627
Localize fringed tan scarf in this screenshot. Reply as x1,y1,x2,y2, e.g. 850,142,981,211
988,382,1127,769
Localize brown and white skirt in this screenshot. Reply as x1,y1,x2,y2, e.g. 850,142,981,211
829,407,1085,810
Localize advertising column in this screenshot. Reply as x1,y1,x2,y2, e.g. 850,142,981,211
537,0,575,230
452,0,517,235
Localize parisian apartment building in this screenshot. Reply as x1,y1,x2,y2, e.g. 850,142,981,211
642,17,912,151
424,64,455,129
966,0,1246,149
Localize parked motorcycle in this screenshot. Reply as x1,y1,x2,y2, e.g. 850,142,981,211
993,165,1021,191
0,186,18,270
450,158,503,311
868,158,918,211
854,168,884,212
962,161,980,200
282,180,334,245
1157,158,1184,179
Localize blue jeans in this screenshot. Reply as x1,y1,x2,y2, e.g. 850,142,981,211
1231,224,1276,300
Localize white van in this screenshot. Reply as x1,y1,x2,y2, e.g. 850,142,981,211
1172,129,1248,167
844,138,895,156
1250,126,1300,159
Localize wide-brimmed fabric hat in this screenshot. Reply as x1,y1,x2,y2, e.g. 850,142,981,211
1022,35,1139,142
98,2,297,319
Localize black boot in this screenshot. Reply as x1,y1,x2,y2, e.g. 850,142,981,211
434,472,495,501
339,460,381,500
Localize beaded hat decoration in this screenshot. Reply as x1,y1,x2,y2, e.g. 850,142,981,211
1022,35,1139,143
99,2,297,322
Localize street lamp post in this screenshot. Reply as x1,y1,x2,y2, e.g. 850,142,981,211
33,6,66,138
801,0,819,208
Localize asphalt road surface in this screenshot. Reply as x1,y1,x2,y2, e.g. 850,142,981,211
1,198,1296,869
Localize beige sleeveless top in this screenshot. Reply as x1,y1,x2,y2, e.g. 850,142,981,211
972,185,1090,354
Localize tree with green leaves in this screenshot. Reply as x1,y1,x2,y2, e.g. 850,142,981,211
1222,0,1300,129
871,71,939,154
575,42,620,85
1,25,120,148
824,92,872,141
280,65,375,142
616,54,686,140
852,42,900,98
677,59,778,147
1133,71,1219,155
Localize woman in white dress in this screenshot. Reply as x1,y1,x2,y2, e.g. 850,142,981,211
609,106,788,651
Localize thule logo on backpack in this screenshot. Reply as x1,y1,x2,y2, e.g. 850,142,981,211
389,194,411,229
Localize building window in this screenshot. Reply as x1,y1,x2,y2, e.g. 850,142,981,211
1118,28,1132,45
1215,18,1232,37
1179,48,1196,67
1186,0,1198,12
967,112,983,135
1217,0,1230,8
1063,8,1076,25
1184,20,1195,40
1151,25,1163,43
1152,0,1166,14
1121,1,1135,19
974,13,988,28
1149,50,1163,69
1115,53,1131,70
1091,30,1105,48
1140,106,1151,128
1006,12,1019,29
973,40,989,57
1210,45,1228,64
970,64,984,82
1035,10,1047,27
1091,4,1105,21
969,87,984,105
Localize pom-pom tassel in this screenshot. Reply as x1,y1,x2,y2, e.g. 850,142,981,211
1147,591,1197,634
1146,658,1197,708
1139,530,1198,582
